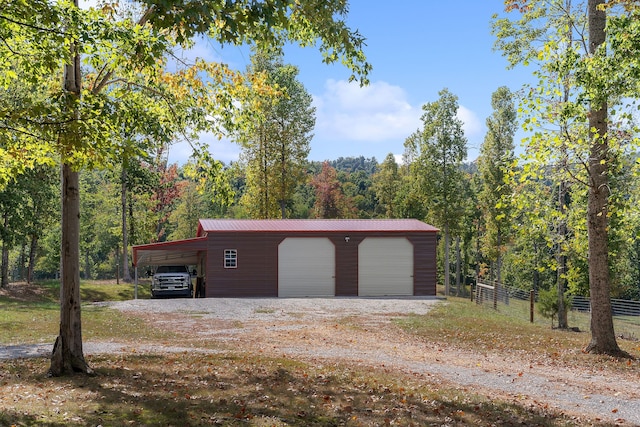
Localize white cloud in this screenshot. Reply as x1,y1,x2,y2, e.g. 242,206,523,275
313,79,422,143
168,91,483,166
313,79,484,150
457,105,483,140
79,0,98,9
166,134,240,166
172,36,234,67
207,137,241,164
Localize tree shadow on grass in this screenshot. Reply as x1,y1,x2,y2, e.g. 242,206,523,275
1,353,614,426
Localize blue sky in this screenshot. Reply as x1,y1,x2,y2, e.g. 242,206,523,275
172,0,534,166
84,1,533,165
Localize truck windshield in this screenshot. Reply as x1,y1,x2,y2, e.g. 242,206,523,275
155,266,187,274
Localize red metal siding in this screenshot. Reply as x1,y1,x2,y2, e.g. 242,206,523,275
409,233,438,296
332,235,362,296
205,232,279,297
203,230,437,298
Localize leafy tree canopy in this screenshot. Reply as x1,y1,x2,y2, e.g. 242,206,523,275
0,0,371,187
138,0,371,84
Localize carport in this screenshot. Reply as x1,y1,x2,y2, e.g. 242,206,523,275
132,236,208,298
133,219,438,298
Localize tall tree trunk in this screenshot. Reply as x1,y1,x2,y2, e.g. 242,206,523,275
27,234,38,284
584,0,621,355
49,5,92,375
557,4,572,329
462,232,471,296
121,167,132,282
533,240,540,293
260,128,269,219
455,236,461,296
496,229,502,286
280,140,286,219
84,248,90,280
475,220,481,285
19,242,26,281
444,224,450,296
1,212,8,288
557,181,569,329
129,199,135,246
115,243,120,284
50,164,92,375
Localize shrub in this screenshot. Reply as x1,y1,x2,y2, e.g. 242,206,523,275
537,287,572,328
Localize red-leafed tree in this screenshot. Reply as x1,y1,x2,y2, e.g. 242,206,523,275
151,162,185,242
310,161,354,219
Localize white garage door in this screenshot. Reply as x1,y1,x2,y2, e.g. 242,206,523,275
278,238,335,297
359,237,413,296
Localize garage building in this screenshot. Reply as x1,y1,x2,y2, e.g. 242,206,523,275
133,219,438,297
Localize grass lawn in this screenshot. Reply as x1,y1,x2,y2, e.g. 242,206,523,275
0,280,161,346
1,281,637,426
397,296,640,374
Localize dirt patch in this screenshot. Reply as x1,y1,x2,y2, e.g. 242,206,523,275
0,282,52,303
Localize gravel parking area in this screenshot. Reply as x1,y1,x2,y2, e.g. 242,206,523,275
1,297,440,360
105,296,441,320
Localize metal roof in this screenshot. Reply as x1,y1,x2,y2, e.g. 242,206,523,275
132,236,207,267
197,219,438,235
133,220,438,267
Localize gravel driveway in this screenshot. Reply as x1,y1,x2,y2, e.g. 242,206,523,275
3,297,639,425
104,297,640,426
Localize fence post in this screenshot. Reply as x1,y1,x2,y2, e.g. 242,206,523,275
529,290,535,323
493,281,498,310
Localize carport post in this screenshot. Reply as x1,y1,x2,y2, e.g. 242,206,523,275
134,266,138,300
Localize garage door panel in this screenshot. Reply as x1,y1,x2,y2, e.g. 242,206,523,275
359,237,413,296
278,238,335,297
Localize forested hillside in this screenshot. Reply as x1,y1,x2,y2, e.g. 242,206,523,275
3,149,640,302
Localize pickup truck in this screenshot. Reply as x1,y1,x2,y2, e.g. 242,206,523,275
149,265,193,298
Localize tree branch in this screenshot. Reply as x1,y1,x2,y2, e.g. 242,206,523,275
90,6,155,95
0,124,57,143
23,117,77,126
0,14,67,36
89,61,114,94
0,36,18,57
561,126,591,187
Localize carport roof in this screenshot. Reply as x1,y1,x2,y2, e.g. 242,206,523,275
133,220,438,267
197,219,438,235
132,236,207,267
